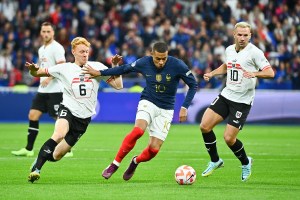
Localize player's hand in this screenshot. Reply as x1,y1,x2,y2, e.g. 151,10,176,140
25,62,39,72
82,64,101,78
243,70,255,78
111,54,123,66
203,72,213,82
179,107,188,123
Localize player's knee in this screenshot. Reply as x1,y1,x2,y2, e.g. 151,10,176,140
224,135,235,146
133,126,145,135
148,146,159,157
53,151,63,161
52,133,65,142
128,127,145,140
28,111,40,121
200,123,211,133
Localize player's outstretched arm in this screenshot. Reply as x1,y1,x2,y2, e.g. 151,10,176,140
243,67,275,79
109,54,123,89
204,63,227,81
25,62,48,77
107,75,123,90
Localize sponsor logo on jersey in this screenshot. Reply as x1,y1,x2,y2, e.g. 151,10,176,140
131,61,136,67
79,74,85,82
156,74,162,82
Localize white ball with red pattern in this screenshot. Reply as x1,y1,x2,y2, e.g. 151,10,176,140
175,165,196,185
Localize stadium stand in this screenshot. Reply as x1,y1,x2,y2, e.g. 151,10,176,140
0,0,299,90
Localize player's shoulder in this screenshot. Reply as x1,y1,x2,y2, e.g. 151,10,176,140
87,61,108,70
130,56,150,67
53,62,72,68
167,56,186,67
248,43,263,52
225,44,235,52
137,56,151,63
49,40,62,48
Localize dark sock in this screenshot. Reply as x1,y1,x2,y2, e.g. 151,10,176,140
202,130,219,162
35,139,58,171
26,120,39,151
229,139,249,165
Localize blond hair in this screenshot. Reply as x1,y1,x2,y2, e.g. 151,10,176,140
71,37,91,50
234,22,251,32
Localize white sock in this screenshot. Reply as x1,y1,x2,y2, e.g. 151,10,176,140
113,160,120,167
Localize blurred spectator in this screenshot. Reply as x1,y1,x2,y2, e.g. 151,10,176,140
0,50,14,86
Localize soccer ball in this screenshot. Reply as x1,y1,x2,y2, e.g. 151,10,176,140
175,165,196,185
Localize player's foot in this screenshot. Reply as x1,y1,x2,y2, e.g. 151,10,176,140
64,150,73,158
102,163,119,179
11,148,34,157
202,158,224,177
28,170,40,183
241,157,253,182
123,156,138,181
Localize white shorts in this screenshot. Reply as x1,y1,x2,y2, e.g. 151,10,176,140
136,100,174,141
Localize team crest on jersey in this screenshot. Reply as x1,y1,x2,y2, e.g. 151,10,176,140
166,74,171,82
79,74,85,82
235,111,242,118
156,74,162,82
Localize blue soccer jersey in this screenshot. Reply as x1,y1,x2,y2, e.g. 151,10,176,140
101,56,197,110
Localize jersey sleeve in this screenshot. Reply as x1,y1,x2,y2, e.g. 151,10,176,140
178,60,198,108
47,64,62,78
100,63,136,76
54,44,66,63
253,49,271,71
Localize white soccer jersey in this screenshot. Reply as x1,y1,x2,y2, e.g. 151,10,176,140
221,43,271,105
46,61,111,118
37,40,66,93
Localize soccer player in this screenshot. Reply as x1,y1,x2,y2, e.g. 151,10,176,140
82,41,197,181
26,37,123,183
200,22,275,181
11,22,74,157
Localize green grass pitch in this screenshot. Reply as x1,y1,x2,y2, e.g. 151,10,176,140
1,123,300,199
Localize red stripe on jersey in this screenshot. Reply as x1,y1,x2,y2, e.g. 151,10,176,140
262,65,271,70
235,64,242,69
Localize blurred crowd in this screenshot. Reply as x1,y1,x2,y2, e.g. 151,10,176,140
0,0,299,90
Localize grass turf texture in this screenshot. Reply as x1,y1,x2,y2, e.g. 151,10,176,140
1,123,300,200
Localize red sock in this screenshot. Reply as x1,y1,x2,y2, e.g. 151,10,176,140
136,146,159,163
114,127,144,163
